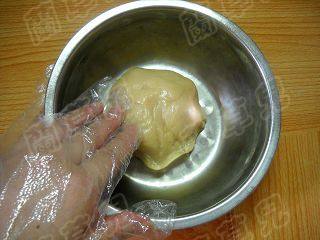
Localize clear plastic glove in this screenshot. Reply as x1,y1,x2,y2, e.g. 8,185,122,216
0,83,175,239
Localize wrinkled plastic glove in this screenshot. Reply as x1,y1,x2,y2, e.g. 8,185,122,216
0,102,168,240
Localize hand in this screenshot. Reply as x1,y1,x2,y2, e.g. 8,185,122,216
0,102,163,240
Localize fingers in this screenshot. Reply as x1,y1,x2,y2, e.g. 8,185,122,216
31,102,104,148
104,211,158,238
65,106,124,164
54,102,104,140
84,124,139,192
61,102,104,127
17,102,103,156
87,106,125,149
88,211,162,240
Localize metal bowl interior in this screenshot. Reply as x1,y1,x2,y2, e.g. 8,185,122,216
45,1,280,229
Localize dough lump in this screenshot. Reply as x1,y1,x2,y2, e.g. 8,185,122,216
111,68,206,170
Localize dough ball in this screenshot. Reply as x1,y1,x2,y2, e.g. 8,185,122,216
110,68,206,170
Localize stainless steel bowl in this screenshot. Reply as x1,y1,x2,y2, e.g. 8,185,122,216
45,0,280,229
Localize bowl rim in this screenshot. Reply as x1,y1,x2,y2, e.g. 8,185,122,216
45,0,281,229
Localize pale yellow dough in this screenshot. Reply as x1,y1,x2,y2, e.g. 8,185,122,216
111,68,206,170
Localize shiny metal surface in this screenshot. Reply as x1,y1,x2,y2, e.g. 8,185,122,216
45,1,280,229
